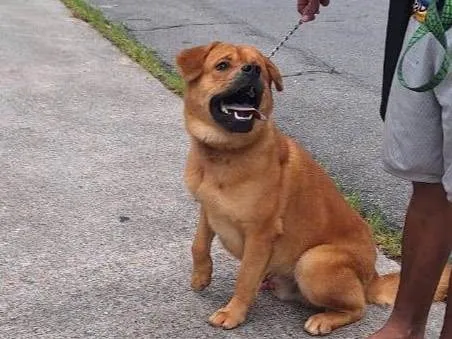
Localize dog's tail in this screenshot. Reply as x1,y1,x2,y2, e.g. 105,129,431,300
366,265,451,305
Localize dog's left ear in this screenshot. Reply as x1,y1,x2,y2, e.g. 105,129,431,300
265,58,283,92
176,41,221,82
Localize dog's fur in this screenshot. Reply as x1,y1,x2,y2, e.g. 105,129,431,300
176,42,449,335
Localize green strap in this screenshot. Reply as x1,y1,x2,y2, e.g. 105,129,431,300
397,0,452,92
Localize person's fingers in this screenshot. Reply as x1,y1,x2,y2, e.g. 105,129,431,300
301,0,320,18
297,0,326,22
301,14,316,22
297,0,309,16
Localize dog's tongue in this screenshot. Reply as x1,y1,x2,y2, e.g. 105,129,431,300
224,104,267,121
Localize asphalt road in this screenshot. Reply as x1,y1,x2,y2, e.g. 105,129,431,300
0,0,445,338
86,0,412,229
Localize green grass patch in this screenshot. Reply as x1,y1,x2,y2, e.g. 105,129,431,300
61,0,402,259
61,0,184,96
344,192,402,259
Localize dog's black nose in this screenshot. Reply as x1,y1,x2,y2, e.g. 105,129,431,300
241,64,261,75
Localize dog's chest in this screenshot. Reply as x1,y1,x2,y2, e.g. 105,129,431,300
195,174,265,221
195,178,266,259
207,212,244,259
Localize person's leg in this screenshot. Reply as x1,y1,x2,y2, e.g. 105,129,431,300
440,201,452,339
436,28,452,337
369,183,452,339
373,12,452,335
369,12,452,338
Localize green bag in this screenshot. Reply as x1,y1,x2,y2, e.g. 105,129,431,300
397,0,452,92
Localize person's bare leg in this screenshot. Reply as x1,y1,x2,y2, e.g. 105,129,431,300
439,201,452,339
368,182,452,339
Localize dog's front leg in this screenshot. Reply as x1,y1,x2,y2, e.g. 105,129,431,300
191,207,215,291
209,231,273,329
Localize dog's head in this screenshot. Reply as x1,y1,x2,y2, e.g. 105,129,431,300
176,42,283,148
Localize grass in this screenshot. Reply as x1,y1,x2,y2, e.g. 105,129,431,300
61,0,403,259
60,0,184,96
344,192,402,259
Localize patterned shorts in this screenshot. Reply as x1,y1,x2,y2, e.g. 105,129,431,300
382,16,452,202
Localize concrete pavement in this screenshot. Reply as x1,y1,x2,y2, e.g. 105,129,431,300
0,0,445,338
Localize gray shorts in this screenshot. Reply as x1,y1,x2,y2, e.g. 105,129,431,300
383,17,452,202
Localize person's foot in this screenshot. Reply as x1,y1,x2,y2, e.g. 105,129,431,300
368,321,424,339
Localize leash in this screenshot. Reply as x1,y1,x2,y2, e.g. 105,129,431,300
268,19,303,59
398,0,452,92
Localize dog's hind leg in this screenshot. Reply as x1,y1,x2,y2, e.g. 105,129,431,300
295,245,366,336
191,207,215,291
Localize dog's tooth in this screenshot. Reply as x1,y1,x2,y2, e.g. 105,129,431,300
224,104,257,112
234,111,253,121
221,103,230,114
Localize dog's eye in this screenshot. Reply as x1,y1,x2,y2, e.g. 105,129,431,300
215,61,229,71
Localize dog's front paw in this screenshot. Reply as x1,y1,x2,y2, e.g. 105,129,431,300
208,306,246,330
191,269,211,291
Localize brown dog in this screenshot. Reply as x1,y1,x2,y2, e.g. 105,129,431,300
175,42,449,335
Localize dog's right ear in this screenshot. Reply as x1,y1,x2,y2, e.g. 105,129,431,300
176,42,221,82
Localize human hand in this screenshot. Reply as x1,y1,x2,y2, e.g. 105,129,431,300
297,0,330,22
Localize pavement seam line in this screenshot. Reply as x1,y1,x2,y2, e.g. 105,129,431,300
125,22,243,32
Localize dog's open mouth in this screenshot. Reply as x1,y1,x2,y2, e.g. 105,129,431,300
210,83,266,133
219,85,267,121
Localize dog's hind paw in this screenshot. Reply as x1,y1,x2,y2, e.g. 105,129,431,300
304,310,361,336
304,313,335,336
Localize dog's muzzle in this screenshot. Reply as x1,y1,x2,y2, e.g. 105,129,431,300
209,64,266,133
